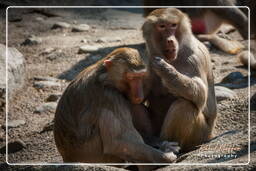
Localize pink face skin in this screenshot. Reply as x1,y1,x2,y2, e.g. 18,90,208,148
125,72,147,104
154,22,179,62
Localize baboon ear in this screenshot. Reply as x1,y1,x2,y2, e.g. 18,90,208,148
103,59,112,69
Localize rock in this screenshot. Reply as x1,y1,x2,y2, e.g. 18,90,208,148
215,86,237,102
96,37,121,43
34,102,57,114
46,49,65,61
221,72,244,83
35,17,44,21
33,76,58,82
46,93,62,102
2,119,25,129
78,45,99,54
0,44,25,99
40,47,56,55
33,81,61,89
40,120,54,133
72,24,90,32
81,39,88,43
52,22,71,29
0,139,26,154
21,35,42,46
217,72,248,89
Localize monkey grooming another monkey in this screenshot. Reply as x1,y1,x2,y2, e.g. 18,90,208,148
54,47,177,164
141,8,217,152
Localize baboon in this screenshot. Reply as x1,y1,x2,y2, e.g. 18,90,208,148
54,47,177,164
141,8,217,152
143,0,251,55
143,0,249,38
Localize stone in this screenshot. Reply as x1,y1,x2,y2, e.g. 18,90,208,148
52,22,71,29
40,120,54,133
35,17,44,21
46,93,62,102
21,35,42,46
33,76,58,82
215,86,237,102
0,44,26,99
221,72,244,83
96,37,121,43
33,81,61,89
34,102,57,114
72,24,90,32
2,119,25,129
81,39,88,43
40,47,56,55
0,139,26,154
46,49,64,61
78,45,99,54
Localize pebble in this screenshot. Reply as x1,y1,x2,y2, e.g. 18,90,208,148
46,93,62,102
35,17,44,21
52,22,71,29
221,72,244,83
21,35,42,46
34,102,57,114
96,37,121,43
2,119,26,129
72,24,90,32
215,86,237,102
78,45,100,54
81,39,88,43
33,81,61,89
44,49,63,61
0,139,26,154
33,76,58,82
41,47,56,55
40,120,54,133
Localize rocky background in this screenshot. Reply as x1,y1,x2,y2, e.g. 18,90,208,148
0,1,255,170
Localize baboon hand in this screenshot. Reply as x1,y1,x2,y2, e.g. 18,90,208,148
160,141,180,154
151,56,176,76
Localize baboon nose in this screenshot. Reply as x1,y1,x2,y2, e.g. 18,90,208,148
167,39,173,45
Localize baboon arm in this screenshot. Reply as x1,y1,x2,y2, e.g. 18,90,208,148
151,57,207,111
99,110,176,163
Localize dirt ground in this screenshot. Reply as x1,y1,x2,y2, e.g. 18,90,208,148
0,7,255,170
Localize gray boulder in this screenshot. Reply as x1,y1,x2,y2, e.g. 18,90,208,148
0,44,26,99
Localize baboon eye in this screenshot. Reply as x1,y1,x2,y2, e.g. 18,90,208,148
157,24,166,30
171,23,177,28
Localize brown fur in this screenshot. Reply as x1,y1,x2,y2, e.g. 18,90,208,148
142,8,217,152
237,50,256,70
54,47,177,164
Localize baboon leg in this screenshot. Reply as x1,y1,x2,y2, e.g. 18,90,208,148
198,34,244,55
160,98,211,152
